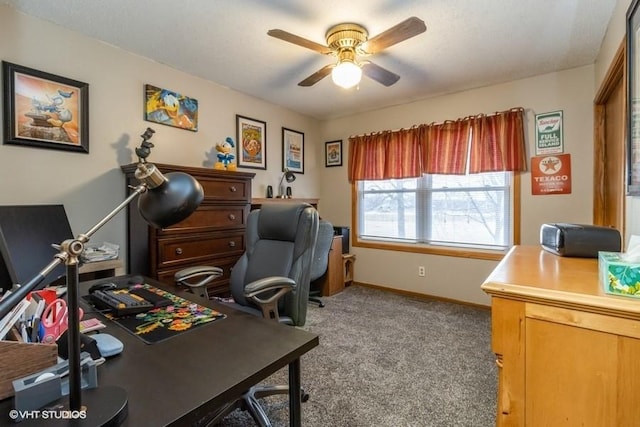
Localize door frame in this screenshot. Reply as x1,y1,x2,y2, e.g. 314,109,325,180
593,39,626,235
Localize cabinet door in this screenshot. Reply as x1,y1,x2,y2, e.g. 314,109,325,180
491,298,525,427
526,317,640,426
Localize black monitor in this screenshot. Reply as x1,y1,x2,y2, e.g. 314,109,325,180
0,204,74,292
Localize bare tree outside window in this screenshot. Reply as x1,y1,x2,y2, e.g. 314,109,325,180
359,172,511,249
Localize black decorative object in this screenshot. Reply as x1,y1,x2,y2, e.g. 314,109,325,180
0,128,204,425
277,168,296,198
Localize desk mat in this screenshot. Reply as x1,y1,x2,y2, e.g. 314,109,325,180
103,284,225,344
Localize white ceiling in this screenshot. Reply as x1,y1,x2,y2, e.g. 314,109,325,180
3,0,617,120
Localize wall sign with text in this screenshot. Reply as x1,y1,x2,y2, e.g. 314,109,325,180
535,110,564,155
531,153,572,195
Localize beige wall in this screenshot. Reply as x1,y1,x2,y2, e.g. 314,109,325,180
0,6,321,272
2,4,635,305
319,66,596,305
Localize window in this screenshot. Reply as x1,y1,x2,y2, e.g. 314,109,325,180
357,171,516,255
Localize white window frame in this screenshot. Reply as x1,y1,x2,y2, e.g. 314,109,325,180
354,173,520,260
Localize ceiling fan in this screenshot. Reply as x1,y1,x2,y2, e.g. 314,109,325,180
267,17,427,89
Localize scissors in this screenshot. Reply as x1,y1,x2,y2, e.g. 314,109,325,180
40,298,84,343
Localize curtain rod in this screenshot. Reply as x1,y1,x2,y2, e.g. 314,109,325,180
348,107,524,139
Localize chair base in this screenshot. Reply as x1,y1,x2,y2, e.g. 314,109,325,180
308,296,325,308
204,384,308,426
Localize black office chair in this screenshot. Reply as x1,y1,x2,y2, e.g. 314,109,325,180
308,220,334,308
175,202,319,426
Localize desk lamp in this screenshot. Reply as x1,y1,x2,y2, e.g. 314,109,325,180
277,168,296,198
0,127,204,425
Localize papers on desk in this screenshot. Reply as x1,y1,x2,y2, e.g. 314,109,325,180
81,241,119,263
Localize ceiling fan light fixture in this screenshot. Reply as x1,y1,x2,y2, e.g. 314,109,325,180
269,17,426,88
332,60,362,89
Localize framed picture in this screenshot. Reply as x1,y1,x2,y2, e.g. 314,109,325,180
2,61,89,153
282,127,304,173
325,140,343,167
627,0,640,195
236,115,267,169
144,84,198,132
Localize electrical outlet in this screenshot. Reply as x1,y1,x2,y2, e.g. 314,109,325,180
418,266,426,277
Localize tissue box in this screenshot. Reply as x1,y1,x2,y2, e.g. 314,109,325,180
599,252,640,298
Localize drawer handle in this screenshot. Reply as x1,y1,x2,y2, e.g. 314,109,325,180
228,214,236,221
175,248,183,255
228,241,236,248
229,186,237,192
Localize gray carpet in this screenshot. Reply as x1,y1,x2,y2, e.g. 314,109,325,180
221,285,497,426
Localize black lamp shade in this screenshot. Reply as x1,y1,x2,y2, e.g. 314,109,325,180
138,171,204,228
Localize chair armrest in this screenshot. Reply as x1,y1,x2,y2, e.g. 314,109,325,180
245,276,296,321
174,266,223,289
245,276,296,298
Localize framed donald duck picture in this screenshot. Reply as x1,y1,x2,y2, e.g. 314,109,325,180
144,84,198,132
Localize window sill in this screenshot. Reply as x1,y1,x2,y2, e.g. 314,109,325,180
353,239,508,261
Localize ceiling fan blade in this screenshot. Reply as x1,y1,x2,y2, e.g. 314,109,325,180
298,64,334,86
362,62,400,86
362,17,426,54
268,29,333,55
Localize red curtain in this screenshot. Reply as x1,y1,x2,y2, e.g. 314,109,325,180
348,129,422,181
348,107,526,182
468,108,527,173
420,120,470,175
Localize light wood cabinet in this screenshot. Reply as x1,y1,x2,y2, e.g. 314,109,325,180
482,245,640,427
121,163,254,297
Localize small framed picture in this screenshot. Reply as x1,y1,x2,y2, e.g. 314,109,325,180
236,115,267,170
282,127,304,173
2,61,89,153
325,140,343,167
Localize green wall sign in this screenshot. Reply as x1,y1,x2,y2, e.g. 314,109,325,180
535,110,563,155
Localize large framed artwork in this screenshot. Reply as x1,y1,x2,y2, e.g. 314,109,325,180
144,84,198,132
627,0,640,195
236,115,267,170
282,127,304,173
2,61,89,153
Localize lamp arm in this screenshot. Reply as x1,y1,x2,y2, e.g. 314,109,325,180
0,183,148,412
0,129,201,417
83,184,147,240
0,184,147,320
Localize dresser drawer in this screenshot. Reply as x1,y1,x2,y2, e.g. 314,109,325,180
156,233,245,268
159,205,248,234
200,176,250,203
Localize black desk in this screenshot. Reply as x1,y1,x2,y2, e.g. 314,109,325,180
0,275,319,426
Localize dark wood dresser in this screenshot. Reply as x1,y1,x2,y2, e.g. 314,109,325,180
121,163,254,297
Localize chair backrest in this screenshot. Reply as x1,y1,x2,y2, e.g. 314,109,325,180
310,220,334,282
229,202,319,326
